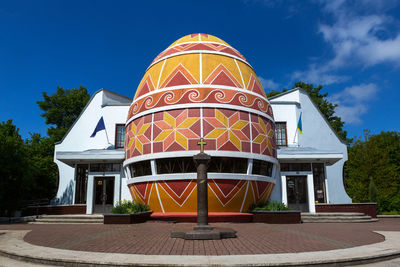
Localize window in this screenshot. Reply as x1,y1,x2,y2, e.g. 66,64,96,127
156,157,196,174
115,124,125,148
312,163,326,203
252,160,273,176
129,161,152,177
280,163,311,172
207,157,247,174
75,164,88,204
155,157,248,174
275,122,287,146
90,163,121,172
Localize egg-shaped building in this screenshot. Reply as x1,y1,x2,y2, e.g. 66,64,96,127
123,33,277,213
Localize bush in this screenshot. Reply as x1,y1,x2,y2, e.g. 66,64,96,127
250,201,290,211
111,200,149,214
380,210,400,215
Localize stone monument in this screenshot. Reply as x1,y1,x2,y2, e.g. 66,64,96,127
170,138,237,240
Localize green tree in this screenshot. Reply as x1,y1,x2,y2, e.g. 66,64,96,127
0,120,27,216
37,85,90,142
24,134,58,201
345,131,400,212
368,178,378,203
267,81,348,142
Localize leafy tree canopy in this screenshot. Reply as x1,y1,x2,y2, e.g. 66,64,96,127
267,81,348,142
345,130,400,212
0,120,27,215
37,85,90,142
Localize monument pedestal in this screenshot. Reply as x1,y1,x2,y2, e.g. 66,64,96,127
171,226,236,240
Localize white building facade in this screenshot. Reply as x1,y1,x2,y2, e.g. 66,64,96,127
54,88,351,214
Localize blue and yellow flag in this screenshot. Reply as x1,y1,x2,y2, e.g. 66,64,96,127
297,112,303,134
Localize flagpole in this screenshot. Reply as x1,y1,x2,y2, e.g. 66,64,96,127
104,127,111,145
293,126,298,145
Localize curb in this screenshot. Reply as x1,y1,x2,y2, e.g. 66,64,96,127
0,230,400,266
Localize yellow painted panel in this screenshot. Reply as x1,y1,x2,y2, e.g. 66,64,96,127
202,54,243,88
205,128,226,139
158,54,200,88
236,60,254,90
134,61,164,99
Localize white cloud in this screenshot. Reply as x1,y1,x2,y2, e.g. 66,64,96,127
291,64,349,85
319,1,400,68
330,83,379,124
291,0,400,85
258,77,280,90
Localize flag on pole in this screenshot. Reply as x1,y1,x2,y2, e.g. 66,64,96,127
90,117,106,138
297,112,303,134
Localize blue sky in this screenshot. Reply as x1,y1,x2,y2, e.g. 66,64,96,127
1,0,399,140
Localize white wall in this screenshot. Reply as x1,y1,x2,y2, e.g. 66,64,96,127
53,90,130,205
269,89,351,204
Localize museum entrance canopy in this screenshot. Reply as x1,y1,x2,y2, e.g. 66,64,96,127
277,147,343,166
56,149,124,166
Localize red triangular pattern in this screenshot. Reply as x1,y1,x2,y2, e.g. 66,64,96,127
211,71,238,87
256,181,268,198
250,78,265,96
164,71,192,87
186,43,214,51
220,141,240,151
134,183,148,198
213,179,241,197
165,180,192,197
136,82,151,98
166,141,185,152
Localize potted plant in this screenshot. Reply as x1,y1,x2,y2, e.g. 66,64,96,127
250,201,301,224
104,200,152,224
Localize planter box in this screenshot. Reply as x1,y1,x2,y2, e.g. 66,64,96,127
252,210,301,224
104,211,153,224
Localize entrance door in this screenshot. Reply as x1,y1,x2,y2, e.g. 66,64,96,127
94,177,114,214
286,176,308,212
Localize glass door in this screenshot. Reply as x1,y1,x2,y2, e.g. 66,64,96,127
286,176,309,212
93,177,115,214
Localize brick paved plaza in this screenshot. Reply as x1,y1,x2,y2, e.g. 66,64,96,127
0,218,399,256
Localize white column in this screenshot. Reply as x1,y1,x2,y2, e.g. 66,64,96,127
325,178,330,203
247,159,253,175
281,175,287,206
86,175,94,214
114,174,121,205
307,174,316,213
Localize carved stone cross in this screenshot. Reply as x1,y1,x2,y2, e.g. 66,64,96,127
197,137,206,153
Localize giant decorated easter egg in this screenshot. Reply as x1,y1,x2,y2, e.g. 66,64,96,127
124,33,277,213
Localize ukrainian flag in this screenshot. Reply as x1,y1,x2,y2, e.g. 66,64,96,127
297,112,303,134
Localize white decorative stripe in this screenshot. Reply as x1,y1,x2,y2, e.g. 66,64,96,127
148,50,252,71
168,41,239,53
126,103,274,126
123,150,279,167
126,173,276,185
133,84,269,104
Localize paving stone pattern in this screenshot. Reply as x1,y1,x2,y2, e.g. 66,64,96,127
1,218,399,255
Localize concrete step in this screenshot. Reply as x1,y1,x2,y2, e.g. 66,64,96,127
37,215,103,219
301,212,377,223
301,212,365,216
31,219,103,224
29,214,103,224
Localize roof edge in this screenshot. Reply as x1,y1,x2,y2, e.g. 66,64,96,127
55,89,130,145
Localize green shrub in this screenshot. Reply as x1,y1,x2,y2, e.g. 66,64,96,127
380,210,400,215
111,199,149,214
250,201,290,211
